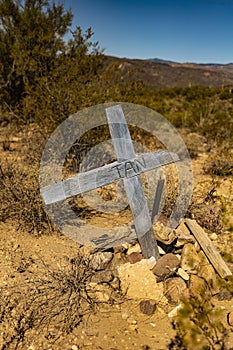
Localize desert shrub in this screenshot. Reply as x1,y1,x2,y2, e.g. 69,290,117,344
169,277,233,350
204,147,233,177
0,253,122,349
0,0,104,131
0,160,52,234
169,298,228,350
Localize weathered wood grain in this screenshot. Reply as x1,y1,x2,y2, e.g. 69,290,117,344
185,218,232,278
41,150,178,205
41,103,180,260
106,104,160,259
151,177,165,224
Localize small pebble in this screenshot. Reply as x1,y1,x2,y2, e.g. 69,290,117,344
127,318,137,325
121,310,130,320
177,267,190,281
210,233,218,241
71,346,78,350
227,311,233,326
139,299,157,315
128,324,138,331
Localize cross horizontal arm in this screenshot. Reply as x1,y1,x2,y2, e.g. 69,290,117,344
41,150,179,205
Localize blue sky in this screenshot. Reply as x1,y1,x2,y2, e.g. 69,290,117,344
64,0,233,63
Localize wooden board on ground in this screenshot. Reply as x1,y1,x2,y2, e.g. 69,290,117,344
185,218,232,279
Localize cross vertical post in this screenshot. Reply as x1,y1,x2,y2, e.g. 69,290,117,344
106,105,160,259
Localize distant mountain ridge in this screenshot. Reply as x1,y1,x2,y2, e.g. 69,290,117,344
148,57,233,67
105,56,233,88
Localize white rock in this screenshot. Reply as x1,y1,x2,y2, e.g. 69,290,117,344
168,304,183,318
177,268,190,281
210,233,218,241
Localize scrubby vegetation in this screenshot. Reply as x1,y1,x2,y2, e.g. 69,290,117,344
0,0,232,235
0,2,233,348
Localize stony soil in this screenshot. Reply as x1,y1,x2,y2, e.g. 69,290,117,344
0,124,233,350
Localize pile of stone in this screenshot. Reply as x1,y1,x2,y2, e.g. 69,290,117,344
86,218,232,317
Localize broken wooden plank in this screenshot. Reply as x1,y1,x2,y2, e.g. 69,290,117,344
185,218,232,279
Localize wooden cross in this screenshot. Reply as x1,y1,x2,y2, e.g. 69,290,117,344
41,105,179,260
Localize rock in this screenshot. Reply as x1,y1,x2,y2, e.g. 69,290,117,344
217,288,232,301
198,256,220,295
227,311,233,326
164,277,187,305
89,282,112,302
188,275,209,300
152,253,180,280
175,221,195,247
127,252,143,264
90,252,113,271
117,260,164,300
79,245,94,257
210,233,218,241
176,220,192,235
153,221,177,244
168,304,183,318
177,268,190,281
127,243,141,255
145,256,157,270
90,270,114,283
121,310,130,320
180,243,200,273
71,346,78,350
194,241,201,252
139,299,157,315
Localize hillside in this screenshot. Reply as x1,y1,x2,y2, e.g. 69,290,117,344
105,56,233,88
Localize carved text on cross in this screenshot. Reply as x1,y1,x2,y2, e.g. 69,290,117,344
41,105,179,259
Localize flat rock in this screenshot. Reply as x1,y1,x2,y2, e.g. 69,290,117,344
152,253,180,279
177,267,190,281
90,252,113,271
117,260,164,300
164,277,188,305
180,243,200,273
139,299,157,315
127,252,143,264
90,270,114,283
